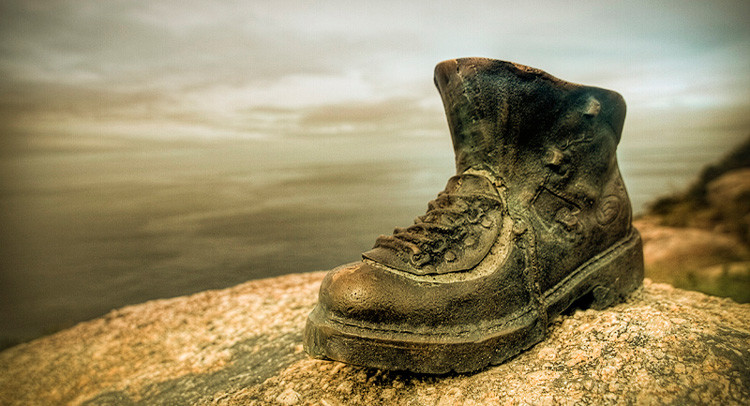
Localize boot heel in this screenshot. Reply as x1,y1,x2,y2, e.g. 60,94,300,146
586,229,644,310
589,285,616,310
545,229,644,317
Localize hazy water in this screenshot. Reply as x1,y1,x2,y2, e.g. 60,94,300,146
0,134,742,344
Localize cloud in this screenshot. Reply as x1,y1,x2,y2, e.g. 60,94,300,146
0,0,748,147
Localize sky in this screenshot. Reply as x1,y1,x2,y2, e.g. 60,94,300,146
0,0,748,151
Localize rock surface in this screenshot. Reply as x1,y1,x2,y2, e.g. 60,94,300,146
635,217,747,270
707,168,750,242
1,272,749,406
633,215,750,303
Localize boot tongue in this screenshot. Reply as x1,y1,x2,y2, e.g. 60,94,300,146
362,173,503,276
434,58,497,175
433,58,577,176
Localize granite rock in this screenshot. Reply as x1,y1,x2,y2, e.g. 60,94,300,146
1,272,748,405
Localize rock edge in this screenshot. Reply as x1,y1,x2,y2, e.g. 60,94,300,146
1,272,748,405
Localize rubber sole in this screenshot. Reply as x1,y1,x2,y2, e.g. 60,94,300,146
303,229,644,374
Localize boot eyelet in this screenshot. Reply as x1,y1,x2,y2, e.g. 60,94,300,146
444,250,457,262
410,252,431,267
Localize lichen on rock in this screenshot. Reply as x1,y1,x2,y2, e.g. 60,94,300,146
0,273,748,405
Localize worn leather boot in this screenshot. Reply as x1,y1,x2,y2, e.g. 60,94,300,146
304,57,644,374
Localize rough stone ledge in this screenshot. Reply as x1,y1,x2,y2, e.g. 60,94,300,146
0,272,748,405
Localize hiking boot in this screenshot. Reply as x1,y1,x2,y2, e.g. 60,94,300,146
303,57,644,374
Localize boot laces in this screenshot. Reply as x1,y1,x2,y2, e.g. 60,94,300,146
372,176,500,268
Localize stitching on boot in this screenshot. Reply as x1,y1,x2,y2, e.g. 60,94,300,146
517,217,548,334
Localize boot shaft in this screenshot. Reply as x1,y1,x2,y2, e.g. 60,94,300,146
434,58,626,187
434,58,633,289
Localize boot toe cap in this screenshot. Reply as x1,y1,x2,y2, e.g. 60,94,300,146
319,262,401,324
315,256,530,331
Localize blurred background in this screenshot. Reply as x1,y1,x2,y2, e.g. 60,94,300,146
1,0,748,347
